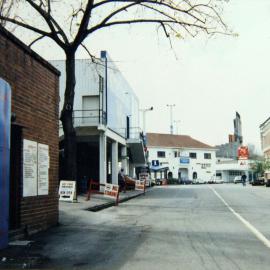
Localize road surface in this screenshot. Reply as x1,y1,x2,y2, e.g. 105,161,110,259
4,184,270,270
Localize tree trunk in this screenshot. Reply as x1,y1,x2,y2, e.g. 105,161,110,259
60,50,77,180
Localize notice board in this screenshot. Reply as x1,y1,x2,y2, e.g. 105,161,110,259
23,140,50,197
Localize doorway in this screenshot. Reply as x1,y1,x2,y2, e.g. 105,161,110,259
9,125,22,230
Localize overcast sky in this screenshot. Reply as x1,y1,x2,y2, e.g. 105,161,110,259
22,0,270,151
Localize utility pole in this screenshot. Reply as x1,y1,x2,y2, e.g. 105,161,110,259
167,104,175,134
174,120,181,135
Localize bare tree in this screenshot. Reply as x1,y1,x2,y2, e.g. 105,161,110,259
0,0,229,180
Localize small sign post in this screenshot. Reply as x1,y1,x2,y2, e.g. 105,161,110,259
59,180,77,202
104,183,120,205
135,180,146,194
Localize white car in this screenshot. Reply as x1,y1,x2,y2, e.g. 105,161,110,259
215,179,224,184
192,178,206,184
234,176,242,184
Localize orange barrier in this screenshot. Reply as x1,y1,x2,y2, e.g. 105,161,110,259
86,179,120,206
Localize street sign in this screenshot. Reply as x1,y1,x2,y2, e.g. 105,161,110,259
152,160,159,167
0,79,11,249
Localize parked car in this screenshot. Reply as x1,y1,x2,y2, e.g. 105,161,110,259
251,177,265,186
215,179,224,184
192,178,206,184
234,176,242,184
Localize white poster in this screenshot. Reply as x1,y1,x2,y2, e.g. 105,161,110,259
38,143,49,195
23,139,38,197
59,180,76,202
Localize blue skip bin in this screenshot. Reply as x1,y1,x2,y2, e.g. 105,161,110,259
0,78,11,249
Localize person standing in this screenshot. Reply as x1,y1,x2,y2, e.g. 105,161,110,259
241,173,247,186
118,168,126,192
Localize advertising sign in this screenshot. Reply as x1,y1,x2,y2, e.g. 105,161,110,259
238,146,249,160
104,183,119,199
180,157,190,164
139,172,150,187
135,180,146,191
59,180,77,202
0,79,11,249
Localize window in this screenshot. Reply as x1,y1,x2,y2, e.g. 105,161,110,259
157,151,166,158
189,152,197,159
174,151,178,158
99,75,104,93
204,153,211,159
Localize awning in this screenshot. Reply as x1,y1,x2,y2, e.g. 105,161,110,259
127,138,146,164
149,166,169,172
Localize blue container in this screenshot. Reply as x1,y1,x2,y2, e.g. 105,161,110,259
0,78,11,249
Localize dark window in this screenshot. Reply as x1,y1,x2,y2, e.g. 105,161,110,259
189,152,197,159
174,151,178,158
204,153,211,159
157,151,166,158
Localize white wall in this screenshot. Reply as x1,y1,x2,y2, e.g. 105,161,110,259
148,147,216,182
51,54,140,138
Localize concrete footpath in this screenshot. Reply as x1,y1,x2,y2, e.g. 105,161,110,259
0,188,150,269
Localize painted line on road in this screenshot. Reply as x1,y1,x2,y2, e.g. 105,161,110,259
209,186,270,249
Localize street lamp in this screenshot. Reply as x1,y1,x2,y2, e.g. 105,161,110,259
166,104,175,134
140,106,153,134
174,120,181,135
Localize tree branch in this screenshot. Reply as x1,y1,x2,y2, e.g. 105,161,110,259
28,34,46,47
88,19,208,35
0,15,52,37
25,0,68,45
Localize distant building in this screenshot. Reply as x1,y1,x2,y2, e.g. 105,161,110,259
216,112,243,159
260,116,270,158
215,158,254,183
146,133,216,182
51,52,146,190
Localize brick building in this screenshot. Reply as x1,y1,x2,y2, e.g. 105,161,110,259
0,26,59,243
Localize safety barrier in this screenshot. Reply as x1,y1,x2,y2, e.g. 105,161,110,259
86,179,120,206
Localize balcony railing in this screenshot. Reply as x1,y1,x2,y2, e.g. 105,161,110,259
72,110,106,127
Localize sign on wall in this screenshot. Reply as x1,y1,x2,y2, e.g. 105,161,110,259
23,139,49,197
180,157,190,164
23,140,38,197
38,143,49,195
152,160,160,167
238,146,249,160
0,78,11,249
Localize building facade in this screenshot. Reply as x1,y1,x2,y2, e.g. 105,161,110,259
147,133,216,182
51,52,145,189
0,26,59,246
260,117,270,158
215,158,254,183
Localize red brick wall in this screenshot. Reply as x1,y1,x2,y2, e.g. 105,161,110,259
0,27,59,234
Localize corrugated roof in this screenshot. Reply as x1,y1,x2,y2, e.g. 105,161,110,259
146,133,214,149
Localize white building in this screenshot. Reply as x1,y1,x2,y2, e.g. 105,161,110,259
260,117,270,159
215,158,254,183
146,133,216,182
51,51,146,189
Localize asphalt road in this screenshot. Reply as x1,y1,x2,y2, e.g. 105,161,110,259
4,184,270,270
